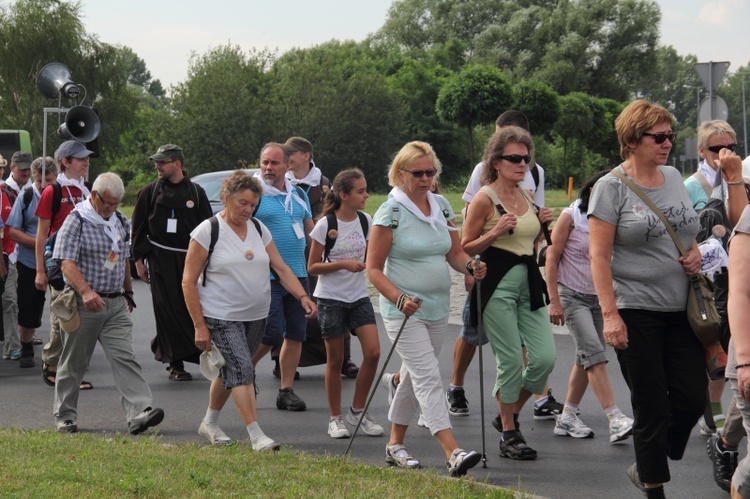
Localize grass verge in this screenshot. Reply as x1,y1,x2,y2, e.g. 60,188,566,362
0,429,520,498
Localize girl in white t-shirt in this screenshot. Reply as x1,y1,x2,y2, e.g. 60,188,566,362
307,168,383,439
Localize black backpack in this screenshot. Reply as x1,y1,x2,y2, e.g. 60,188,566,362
201,215,278,285
322,211,369,262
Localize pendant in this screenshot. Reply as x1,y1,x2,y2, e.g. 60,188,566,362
244,250,254,261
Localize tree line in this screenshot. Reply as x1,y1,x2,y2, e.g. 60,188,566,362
1,0,748,197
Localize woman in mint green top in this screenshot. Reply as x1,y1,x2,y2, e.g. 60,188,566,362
367,141,485,477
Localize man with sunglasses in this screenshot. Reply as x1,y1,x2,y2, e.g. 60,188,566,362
131,144,212,382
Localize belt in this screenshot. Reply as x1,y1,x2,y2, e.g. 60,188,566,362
148,236,188,253
98,291,123,298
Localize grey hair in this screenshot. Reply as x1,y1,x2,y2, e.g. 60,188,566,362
31,156,58,176
92,172,125,200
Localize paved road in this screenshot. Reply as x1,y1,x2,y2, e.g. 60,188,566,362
0,278,738,498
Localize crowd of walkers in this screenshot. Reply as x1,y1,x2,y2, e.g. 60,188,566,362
3,101,750,493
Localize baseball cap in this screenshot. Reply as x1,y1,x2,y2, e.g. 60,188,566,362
149,144,184,162
11,151,33,170
57,140,94,160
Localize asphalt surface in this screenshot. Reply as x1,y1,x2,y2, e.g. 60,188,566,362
0,278,739,498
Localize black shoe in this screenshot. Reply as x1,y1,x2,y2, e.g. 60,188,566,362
447,388,470,416
128,407,165,435
499,430,537,460
341,358,359,379
534,389,564,420
19,355,35,368
276,388,306,411
492,414,520,433
707,435,737,492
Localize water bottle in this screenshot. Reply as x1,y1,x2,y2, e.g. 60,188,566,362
44,245,57,272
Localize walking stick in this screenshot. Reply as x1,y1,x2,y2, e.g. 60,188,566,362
345,295,423,456
474,255,488,468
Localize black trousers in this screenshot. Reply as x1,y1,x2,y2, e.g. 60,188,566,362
617,308,707,484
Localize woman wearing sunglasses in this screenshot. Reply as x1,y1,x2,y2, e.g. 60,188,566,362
461,126,555,460
367,141,485,476
588,100,705,498
685,120,738,210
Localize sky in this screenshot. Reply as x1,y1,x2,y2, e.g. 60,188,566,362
57,0,750,89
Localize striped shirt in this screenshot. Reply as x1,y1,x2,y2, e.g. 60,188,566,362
254,189,311,278
557,204,596,295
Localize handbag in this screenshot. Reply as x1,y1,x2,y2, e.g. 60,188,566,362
612,170,720,346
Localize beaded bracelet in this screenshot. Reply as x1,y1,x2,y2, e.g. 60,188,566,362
734,362,750,370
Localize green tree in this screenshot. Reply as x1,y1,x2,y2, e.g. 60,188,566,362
436,65,513,166
513,80,560,137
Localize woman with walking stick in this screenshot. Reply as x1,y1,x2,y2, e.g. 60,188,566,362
461,126,556,461
366,141,485,476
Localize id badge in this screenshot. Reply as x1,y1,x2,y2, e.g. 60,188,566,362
104,251,119,270
292,222,304,239
167,218,177,233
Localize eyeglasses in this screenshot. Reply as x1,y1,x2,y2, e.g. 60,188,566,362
96,192,123,208
642,132,676,144
154,159,177,167
706,143,737,154
499,154,532,164
401,168,438,178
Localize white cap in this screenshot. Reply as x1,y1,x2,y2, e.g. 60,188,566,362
199,346,225,380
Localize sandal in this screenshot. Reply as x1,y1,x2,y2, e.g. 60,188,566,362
42,363,93,390
167,366,193,381
42,363,56,387
341,359,359,379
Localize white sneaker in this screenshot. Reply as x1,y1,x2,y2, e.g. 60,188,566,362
328,416,351,439
381,372,397,405
609,413,634,443
417,413,428,428
198,421,233,445
345,409,384,436
252,434,281,452
554,413,594,438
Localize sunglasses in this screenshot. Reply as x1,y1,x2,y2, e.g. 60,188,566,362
499,154,532,164
642,132,676,144
401,168,438,178
706,143,737,154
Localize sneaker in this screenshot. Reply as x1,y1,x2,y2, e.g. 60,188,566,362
627,463,646,493
198,421,233,445
385,444,420,469
499,430,537,460
554,414,594,438
4,350,21,361
446,448,481,477
328,416,351,439
707,434,737,492
276,388,306,411
491,413,520,433
56,419,77,433
345,409,383,436
699,417,718,436
447,388,470,417
533,389,564,420
128,407,165,435
609,414,634,443
381,372,397,405
252,434,281,452
417,413,428,428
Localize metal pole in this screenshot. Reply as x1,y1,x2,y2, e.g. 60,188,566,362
474,255,487,468
709,61,714,120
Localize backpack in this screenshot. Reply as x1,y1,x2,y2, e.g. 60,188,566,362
3,184,18,206
21,187,34,227
45,210,130,290
387,195,452,229
323,211,369,262
201,215,277,286
530,164,540,190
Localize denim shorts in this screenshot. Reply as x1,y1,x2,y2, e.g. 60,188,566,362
262,278,309,348
317,297,376,340
458,291,490,346
557,283,607,368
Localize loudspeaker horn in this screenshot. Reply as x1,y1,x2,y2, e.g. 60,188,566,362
57,106,100,143
36,63,79,99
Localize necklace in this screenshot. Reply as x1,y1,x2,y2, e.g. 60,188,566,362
498,188,518,211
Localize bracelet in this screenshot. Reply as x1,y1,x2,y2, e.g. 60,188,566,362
465,260,474,276
727,180,745,185
735,362,750,370
298,294,309,301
